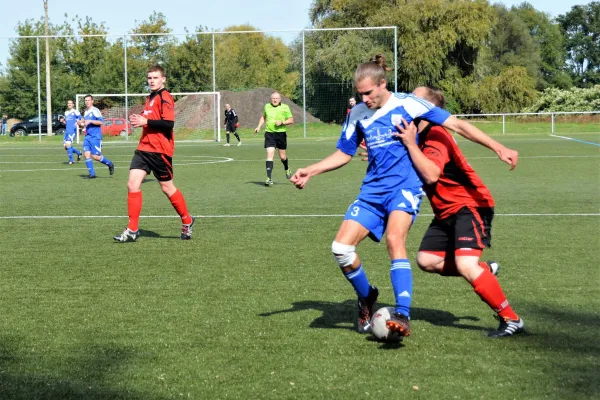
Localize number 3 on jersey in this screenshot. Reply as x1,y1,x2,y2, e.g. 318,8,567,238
350,206,360,217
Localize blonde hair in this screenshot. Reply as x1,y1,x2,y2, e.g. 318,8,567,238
354,54,392,85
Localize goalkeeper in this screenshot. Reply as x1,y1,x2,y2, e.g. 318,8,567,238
223,103,241,146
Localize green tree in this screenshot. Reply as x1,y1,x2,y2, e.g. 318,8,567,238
557,2,600,86
511,2,572,88
167,27,213,92
214,25,298,97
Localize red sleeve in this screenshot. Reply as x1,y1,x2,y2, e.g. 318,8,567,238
422,127,451,172
160,92,175,121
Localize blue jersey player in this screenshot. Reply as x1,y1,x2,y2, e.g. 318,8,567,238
81,95,114,179
63,100,83,164
291,54,518,340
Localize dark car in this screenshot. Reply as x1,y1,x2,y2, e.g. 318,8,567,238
10,114,66,137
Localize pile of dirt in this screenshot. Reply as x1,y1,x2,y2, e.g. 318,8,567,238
218,88,320,128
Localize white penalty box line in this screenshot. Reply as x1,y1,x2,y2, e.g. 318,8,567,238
1,213,599,220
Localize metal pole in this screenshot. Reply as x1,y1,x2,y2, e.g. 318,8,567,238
302,30,306,139
36,38,42,142
44,0,52,137
551,113,555,133
394,26,398,93
212,32,217,141
124,35,129,142
502,114,505,134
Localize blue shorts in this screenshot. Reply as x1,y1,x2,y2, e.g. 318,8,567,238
63,132,76,144
343,187,425,242
83,136,102,156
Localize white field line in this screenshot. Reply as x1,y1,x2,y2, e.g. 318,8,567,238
1,213,598,220
549,134,600,147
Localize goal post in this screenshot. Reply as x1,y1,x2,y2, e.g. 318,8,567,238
75,92,221,144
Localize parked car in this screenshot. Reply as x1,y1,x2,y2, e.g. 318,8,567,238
102,118,133,136
10,114,66,137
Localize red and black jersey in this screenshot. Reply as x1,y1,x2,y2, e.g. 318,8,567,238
137,88,175,156
418,124,495,220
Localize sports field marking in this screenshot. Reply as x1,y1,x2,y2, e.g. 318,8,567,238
1,213,598,220
549,134,600,146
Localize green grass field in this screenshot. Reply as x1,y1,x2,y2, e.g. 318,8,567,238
0,131,599,399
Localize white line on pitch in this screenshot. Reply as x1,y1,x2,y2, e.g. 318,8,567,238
1,213,598,220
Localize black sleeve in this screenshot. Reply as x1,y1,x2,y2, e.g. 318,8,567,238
232,109,238,124
147,119,174,131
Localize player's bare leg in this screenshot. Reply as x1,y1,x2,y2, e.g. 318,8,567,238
333,220,377,333
384,211,414,337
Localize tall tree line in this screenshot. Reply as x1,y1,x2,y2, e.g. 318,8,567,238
0,2,598,121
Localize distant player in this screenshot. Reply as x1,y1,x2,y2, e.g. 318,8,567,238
346,97,356,116
223,103,241,146
393,86,525,338
63,100,83,164
113,64,194,242
254,92,294,186
80,95,114,178
291,54,518,339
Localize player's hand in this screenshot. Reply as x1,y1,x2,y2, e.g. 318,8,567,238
275,120,283,127
254,127,260,133
496,146,519,170
290,168,311,189
393,117,418,147
358,139,368,161
129,114,147,128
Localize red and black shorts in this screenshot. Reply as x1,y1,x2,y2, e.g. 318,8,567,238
264,131,287,149
419,207,494,257
130,150,173,182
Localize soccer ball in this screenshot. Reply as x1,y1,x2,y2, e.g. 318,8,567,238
371,307,403,342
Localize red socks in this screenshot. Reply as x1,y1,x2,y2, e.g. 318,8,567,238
472,269,518,320
127,191,143,231
168,189,192,224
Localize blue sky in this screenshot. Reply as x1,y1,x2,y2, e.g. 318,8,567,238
0,0,589,67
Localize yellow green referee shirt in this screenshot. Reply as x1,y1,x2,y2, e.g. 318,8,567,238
263,103,292,133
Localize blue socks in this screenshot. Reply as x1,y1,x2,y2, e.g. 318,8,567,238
99,156,113,167
85,158,95,175
66,147,74,162
390,258,412,318
72,147,81,156
343,264,371,299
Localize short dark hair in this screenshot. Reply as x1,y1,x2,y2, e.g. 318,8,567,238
84,94,93,101
148,64,166,77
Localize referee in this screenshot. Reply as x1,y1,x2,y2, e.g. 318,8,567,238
254,92,294,186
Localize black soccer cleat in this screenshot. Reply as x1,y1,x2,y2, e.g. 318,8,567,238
181,216,195,240
86,174,97,179
357,286,379,333
488,316,526,338
109,164,115,176
386,312,411,337
77,154,81,162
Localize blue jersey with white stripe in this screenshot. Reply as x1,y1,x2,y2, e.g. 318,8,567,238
64,108,82,134
84,107,103,139
337,92,451,194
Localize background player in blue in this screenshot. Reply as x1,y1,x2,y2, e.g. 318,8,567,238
291,54,518,339
80,95,114,179
63,99,83,164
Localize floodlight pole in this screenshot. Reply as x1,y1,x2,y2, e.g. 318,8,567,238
44,0,52,137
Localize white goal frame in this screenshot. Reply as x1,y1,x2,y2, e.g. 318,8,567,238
75,92,221,144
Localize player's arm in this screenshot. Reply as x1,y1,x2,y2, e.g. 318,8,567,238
255,113,266,133
394,118,441,184
441,116,518,170
290,150,352,189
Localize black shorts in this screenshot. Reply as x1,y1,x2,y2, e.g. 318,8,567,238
226,122,237,133
419,207,494,253
130,150,173,182
264,131,287,149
